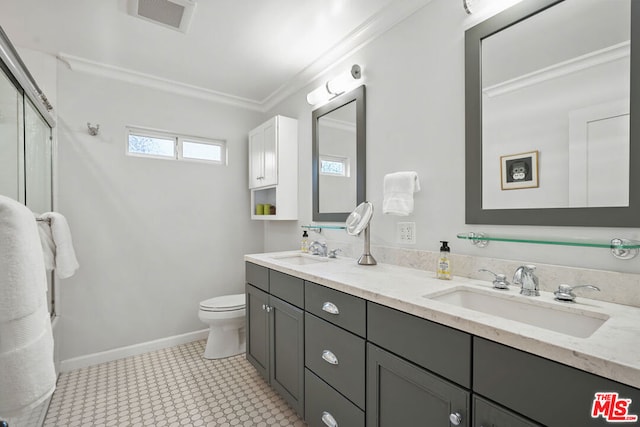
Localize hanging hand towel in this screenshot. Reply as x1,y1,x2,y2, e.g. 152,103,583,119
0,195,56,417
37,220,55,272
37,212,79,279
383,171,421,216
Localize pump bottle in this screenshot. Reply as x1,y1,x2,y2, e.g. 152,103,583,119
437,241,452,280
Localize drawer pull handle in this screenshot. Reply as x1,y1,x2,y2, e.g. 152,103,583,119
321,350,339,365
321,411,338,427
322,302,339,315
449,412,463,426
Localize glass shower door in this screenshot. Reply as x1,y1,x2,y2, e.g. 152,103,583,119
0,70,25,202
24,98,53,214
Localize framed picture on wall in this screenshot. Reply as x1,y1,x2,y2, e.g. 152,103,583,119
500,150,539,190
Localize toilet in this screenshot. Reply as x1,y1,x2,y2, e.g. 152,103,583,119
198,294,246,359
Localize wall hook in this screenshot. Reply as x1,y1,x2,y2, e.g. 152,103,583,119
87,122,100,136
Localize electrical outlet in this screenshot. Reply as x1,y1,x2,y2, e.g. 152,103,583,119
397,222,416,244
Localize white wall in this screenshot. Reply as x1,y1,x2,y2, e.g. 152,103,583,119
263,0,640,275
55,64,265,360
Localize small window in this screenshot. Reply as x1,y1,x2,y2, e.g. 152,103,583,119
128,133,175,158
181,140,223,163
127,127,226,164
320,155,350,177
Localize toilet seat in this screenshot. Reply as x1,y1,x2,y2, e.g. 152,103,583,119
199,294,245,312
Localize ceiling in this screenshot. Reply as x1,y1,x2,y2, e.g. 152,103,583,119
0,0,431,111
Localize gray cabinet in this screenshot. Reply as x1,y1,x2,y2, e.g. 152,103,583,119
269,295,304,416
367,302,472,388
245,263,304,417
304,281,367,426
246,283,269,380
473,396,541,427
367,343,470,427
248,262,640,427
305,369,365,427
305,313,366,409
474,337,640,427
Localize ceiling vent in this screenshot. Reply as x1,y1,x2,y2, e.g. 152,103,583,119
128,0,196,33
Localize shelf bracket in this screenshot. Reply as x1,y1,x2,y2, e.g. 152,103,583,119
302,226,322,234
468,231,489,248
610,238,639,260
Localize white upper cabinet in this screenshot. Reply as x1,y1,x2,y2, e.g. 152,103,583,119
248,115,298,220
249,117,278,189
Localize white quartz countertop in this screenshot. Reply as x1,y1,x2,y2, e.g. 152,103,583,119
245,251,640,389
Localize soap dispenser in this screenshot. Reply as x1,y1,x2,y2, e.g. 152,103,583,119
437,241,452,280
301,230,309,253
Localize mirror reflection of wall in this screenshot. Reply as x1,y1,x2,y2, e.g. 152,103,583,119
318,101,357,213
481,0,630,210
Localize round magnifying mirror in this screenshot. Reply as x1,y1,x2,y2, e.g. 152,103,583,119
346,202,373,236
345,202,376,265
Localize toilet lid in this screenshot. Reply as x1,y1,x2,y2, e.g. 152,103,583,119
200,294,245,312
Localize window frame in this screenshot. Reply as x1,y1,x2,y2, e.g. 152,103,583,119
126,126,227,165
319,154,350,177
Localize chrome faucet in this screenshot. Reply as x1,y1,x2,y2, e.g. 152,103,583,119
309,241,328,257
554,284,601,302
478,269,510,290
328,248,342,258
513,265,539,296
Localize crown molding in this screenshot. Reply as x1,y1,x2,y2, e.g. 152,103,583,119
261,0,434,111
57,0,434,112
57,53,264,111
483,41,630,98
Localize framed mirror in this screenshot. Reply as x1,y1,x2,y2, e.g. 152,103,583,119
465,0,640,226
312,85,366,222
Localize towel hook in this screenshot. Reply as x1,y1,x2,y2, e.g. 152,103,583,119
87,122,100,136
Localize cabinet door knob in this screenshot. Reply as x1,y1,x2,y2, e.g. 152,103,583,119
321,350,339,365
266,306,272,313
262,304,266,310
449,412,463,426
322,302,339,315
321,411,338,427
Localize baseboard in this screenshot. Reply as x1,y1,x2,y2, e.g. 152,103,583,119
59,329,209,372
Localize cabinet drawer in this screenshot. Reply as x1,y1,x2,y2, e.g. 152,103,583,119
474,337,640,427
246,262,269,292
305,313,366,409
305,281,366,337
270,270,304,308
367,302,472,388
473,396,541,427
305,369,365,427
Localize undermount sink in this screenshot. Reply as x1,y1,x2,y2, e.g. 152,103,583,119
425,287,609,338
272,254,329,265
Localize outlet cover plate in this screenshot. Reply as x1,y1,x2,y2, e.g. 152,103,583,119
398,222,416,244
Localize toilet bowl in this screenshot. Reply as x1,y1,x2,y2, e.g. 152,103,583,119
198,294,246,359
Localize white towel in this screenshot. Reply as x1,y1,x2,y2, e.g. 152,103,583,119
382,171,421,216
37,212,79,279
0,195,56,417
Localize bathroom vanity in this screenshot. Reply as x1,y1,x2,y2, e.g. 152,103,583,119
245,252,640,427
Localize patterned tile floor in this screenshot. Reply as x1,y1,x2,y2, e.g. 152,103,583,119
43,340,307,427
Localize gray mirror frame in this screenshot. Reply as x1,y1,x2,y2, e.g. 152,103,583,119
465,0,640,227
312,85,366,222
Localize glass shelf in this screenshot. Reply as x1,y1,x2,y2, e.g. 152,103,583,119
302,224,346,233
457,232,640,259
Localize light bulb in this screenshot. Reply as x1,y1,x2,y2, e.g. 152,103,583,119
306,83,331,105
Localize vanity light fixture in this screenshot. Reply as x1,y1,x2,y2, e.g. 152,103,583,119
306,64,362,106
